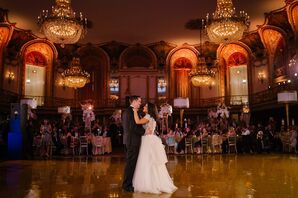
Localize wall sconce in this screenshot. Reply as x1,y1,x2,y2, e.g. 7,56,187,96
208,81,216,90
110,78,119,93
158,79,166,88
258,72,265,84
157,78,167,94
6,71,15,83
110,94,119,101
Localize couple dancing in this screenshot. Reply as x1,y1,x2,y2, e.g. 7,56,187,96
122,95,177,194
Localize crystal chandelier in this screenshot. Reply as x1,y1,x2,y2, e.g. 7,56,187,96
38,0,87,47
189,57,216,87
189,20,216,87
205,0,250,43
61,57,90,89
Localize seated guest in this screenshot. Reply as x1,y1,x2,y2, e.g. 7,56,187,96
256,130,264,153
193,128,208,154
176,128,192,154
241,127,251,153
228,127,236,137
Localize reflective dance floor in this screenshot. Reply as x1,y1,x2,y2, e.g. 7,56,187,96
1,154,298,198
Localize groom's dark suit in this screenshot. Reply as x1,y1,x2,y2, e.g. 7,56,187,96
122,106,145,192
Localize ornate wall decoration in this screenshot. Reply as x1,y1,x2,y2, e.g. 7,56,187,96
287,1,298,36
273,39,287,78
120,45,157,69
25,51,47,66
147,41,176,70
76,45,110,107
228,52,247,66
100,41,128,71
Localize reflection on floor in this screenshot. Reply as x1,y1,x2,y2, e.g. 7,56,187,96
0,154,298,198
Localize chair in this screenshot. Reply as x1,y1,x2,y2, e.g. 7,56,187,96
166,136,176,154
228,136,237,153
212,134,222,153
70,137,78,156
49,142,56,157
93,136,104,155
79,136,89,155
185,137,193,154
201,136,209,154
281,132,297,153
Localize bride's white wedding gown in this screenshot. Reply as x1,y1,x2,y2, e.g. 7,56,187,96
133,114,177,194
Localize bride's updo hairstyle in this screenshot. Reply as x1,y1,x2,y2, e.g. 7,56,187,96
147,102,158,120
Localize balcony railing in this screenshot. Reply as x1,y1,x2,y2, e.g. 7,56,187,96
1,82,297,110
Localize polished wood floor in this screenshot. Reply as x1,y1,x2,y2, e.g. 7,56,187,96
0,154,298,198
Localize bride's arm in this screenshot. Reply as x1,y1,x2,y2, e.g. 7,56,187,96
133,108,149,125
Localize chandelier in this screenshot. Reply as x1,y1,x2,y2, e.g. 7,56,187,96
205,0,250,43
61,57,90,89
37,0,87,47
189,57,216,87
189,19,216,87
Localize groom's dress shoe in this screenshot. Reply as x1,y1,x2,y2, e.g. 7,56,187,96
122,187,134,192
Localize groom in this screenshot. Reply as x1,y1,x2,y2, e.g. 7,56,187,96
122,95,145,192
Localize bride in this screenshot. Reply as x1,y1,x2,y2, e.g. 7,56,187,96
132,102,177,194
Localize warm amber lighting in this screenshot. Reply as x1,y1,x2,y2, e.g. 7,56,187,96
109,79,119,93
205,0,250,43
242,104,250,113
158,79,167,88
258,72,265,83
158,78,167,93
6,71,15,83
288,55,296,67
189,57,215,87
56,77,66,88
37,0,87,47
61,57,90,89
110,94,119,100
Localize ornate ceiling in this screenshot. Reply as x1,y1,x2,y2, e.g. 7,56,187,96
0,0,285,45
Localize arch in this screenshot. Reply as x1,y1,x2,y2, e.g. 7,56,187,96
173,57,193,70
228,52,248,67
119,44,157,69
287,1,298,36
0,25,14,88
25,51,47,66
167,45,198,99
76,44,110,106
258,26,287,55
217,42,252,103
166,45,198,69
217,42,251,66
20,39,57,101
258,26,288,82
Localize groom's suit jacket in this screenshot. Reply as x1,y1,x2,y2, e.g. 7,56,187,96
126,106,145,146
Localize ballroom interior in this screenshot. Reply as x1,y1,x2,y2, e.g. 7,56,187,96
0,0,297,124
0,0,298,197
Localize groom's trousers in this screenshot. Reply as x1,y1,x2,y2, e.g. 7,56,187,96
122,145,140,190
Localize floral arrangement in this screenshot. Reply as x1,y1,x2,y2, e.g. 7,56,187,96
159,103,173,118
216,103,230,119
81,101,95,129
